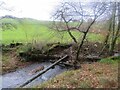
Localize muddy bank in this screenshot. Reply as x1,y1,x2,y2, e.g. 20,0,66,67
2,42,120,74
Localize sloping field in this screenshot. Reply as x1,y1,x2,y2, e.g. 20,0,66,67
1,17,104,45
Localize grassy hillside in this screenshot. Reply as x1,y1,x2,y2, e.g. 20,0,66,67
1,16,105,45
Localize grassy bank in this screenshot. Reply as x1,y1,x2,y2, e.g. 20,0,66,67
37,59,119,88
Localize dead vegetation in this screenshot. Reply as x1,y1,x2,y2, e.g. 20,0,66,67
38,62,118,88
2,41,119,75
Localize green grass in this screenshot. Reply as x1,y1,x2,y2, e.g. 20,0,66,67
1,17,105,45
99,56,120,64
87,33,104,42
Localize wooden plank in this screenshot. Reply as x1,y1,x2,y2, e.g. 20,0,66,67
19,55,69,88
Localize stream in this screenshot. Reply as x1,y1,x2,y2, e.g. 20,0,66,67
1,62,68,89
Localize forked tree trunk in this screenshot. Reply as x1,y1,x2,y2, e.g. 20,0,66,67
73,19,96,69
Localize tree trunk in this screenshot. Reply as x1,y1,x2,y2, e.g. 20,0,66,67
76,18,96,61
68,29,78,43
109,2,119,55
73,18,96,69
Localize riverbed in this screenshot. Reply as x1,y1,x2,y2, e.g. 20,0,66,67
1,62,68,89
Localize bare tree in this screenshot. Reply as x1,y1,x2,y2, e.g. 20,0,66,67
100,2,120,56
52,2,84,43
52,2,107,68
109,2,120,55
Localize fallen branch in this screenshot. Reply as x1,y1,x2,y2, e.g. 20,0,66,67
19,55,69,88
80,55,101,62
45,43,72,54
29,54,60,60
59,62,74,67
19,53,60,60
49,60,74,67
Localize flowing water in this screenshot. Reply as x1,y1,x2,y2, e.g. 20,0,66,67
1,62,67,89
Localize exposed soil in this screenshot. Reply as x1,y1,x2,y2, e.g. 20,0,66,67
2,48,33,75
2,42,120,74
